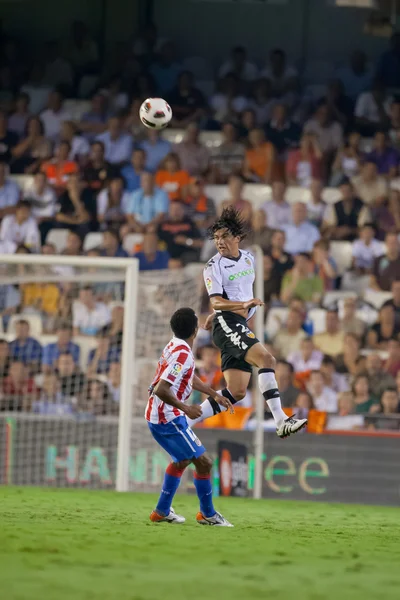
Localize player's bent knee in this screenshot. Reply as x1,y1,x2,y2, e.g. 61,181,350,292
231,388,247,401
174,459,191,471
193,454,213,475
258,352,276,370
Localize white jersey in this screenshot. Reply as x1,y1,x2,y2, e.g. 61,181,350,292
203,250,256,320
145,337,195,424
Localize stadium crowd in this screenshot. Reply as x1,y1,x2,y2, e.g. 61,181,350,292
0,23,400,428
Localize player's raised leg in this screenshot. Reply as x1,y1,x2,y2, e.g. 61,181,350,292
193,453,233,527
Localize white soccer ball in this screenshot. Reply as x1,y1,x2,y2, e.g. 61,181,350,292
139,97,172,130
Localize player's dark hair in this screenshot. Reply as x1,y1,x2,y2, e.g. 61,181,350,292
207,207,249,241
170,307,198,340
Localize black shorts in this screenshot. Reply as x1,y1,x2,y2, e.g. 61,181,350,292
212,311,259,373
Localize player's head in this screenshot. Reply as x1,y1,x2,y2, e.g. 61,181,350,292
170,307,198,341
208,207,248,257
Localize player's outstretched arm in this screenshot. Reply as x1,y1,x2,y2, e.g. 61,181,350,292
192,375,234,414
154,380,202,420
210,296,264,312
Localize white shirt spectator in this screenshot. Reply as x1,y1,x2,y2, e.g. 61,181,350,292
20,84,52,114
40,107,72,141
282,221,321,254
304,119,344,154
0,214,40,250
288,349,323,373
210,94,248,122
219,60,258,81
311,386,338,413
0,180,20,210
24,181,58,218
68,136,90,161
352,238,385,270
108,381,120,403
72,301,111,336
96,189,131,220
95,131,133,165
354,92,392,124
0,240,17,253
262,200,291,230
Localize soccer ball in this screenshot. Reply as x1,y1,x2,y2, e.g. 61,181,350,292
139,98,172,130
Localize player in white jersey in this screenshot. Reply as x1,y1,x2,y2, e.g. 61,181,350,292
146,307,233,526
186,208,307,438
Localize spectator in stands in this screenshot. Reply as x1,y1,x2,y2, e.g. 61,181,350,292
139,129,171,173
340,299,366,338
307,179,326,228
0,160,20,218
288,337,323,373
354,79,391,136
388,99,400,150
280,252,323,304
376,32,400,88
155,152,190,201
0,339,10,378
0,109,18,163
58,170,96,231
313,240,337,291
73,286,111,336
384,338,400,378
322,178,370,241
261,48,299,106
106,305,124,350
32,372,74,415
9,319,42,373
121,148,146,193
323,79,354,130
370,388,400,429
220,174,252,223
185,177,216,234
11,115,52,175
42,323,80,374
262,254,280,306
100,229,128,258
1,361,38,411
286,133,322,187
320,354,349,393
23,171,57,229
351,374,378,414
219,46,258,82
282,202,320,254
273,308,306,358
173,123,209,177
382,280,400,328
62,230,83,256
42,40,73,92
351,161,387,207
304,102,343,164
366,131,399,179
78,93,109,142
87,334,120,377
8,92,31,139
168,71,207,127
124,171,169,235
372,189,400,240
370,232,400,291
96,115,133,166
366,304,399,351
0,200,40,251
331,131,362,185
0,278,20,330
20,64,51,115
82,141,115,193
313,309,345,357
248,79,276,128
124,98,147,141
65,20,99,83
275,360,299,408
99,75,129,114
209,122,245,184
59,121,90,164
336,50,372,101
265,103,301,165
20,271,60,332
134,231,169,271
262,181,291,230
107,361,121,403
82,378,114,416
97,176,130,232
335,333,361,376
210,73,248,123
150,40,182,95
365,353,395,399
40,90,71,142
41,141,78,196
269,229,294,291
56,352,86,399
243,128,275,184
196,344,224,397
351,222,384,277
157,200,203,267
244,209,274,255
293,391,314,419
307,370,338,413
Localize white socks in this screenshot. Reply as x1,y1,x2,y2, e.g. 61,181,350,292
258,369,287,426
186,389,235,427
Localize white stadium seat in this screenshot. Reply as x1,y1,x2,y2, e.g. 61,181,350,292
83,232,103,252
329,241,353,275
123,233,143,254
46,229,70,253
363,290,393,309
161,128,185,144
9,174,34,192
285,187,311,204
322,290,357,308
308,308,327,334
199,131,223,148
322,188,342,204
8,314,43,338
64,100,91,121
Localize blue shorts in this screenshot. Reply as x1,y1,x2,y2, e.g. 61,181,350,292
148,416,206,463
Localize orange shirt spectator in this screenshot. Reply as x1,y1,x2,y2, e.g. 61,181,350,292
155,152,190,201
41,140,78,195
243,128,275,183
286,133,322,187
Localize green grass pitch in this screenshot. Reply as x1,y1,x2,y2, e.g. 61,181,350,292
1,487,400,600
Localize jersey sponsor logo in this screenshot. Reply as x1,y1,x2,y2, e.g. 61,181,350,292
247,331,255,339
170,362,183,377
224,264,234,269
205,277,212,291
228,268,254,281
244,257,252,266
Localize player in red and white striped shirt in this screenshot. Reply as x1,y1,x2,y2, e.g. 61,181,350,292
146,307,234,527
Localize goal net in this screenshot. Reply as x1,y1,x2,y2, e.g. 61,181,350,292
0,253,204,492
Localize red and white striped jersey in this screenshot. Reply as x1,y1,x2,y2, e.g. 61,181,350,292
145,337,195,424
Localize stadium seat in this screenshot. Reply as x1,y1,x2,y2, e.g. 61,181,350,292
322,188,341,204
308,308,327,334
123,233,143,254
64,100,91,121
161,128,185,144
285,186,311,204
74,335,98,369
265,307,288,340
199,131,223,148
204,185,227,206
363,290,393,309
46,229,70,253
329,241,353,275
244,184,271,206
322,290,357,309
9,174,34,192
83,232,103,252
7,314,43,337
